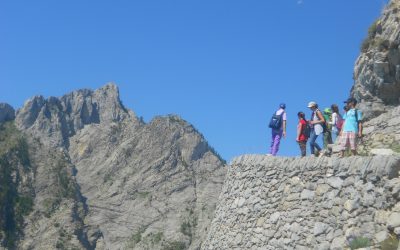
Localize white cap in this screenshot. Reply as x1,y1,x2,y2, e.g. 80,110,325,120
307,101,317,108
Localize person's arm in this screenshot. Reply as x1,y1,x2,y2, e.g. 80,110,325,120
282,112,287,138
340,113,346,136
283,120,287,138
296,123,301,141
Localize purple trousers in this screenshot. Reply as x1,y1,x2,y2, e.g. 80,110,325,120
270,129,282,156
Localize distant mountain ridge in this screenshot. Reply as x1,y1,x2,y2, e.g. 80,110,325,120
0,83,226,249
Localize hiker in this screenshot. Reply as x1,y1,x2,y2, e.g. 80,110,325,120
268,103,287,156
330,104,343,143
307,102,325,156
322,108,333,149
339,98,363,157
296,112,308,157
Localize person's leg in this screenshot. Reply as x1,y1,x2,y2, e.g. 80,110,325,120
339,132,349,157
323,132,329,149
298,142,302,156
299,141,306,157
270,130,276,154
349,132,357,156
313,134,322,155
309,131,317,155
271,130,282,156
327,131,333,145
332,129,338,144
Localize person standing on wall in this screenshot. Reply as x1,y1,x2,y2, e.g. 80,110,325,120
307,101,325,157
296,112,308,157
322,107,333,149
268,103,287,156
330,104,343,143
339,98,363,157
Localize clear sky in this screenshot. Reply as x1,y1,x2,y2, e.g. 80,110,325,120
0,0,388,161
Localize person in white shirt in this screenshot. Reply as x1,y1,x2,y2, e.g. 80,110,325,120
329,104,342,143
307,101,325,156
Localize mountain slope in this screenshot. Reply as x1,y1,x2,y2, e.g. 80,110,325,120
3,83,226,249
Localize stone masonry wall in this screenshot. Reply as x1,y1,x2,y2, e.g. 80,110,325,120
202,155,400,250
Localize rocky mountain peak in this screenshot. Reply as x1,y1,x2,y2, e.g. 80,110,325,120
15,83,139,147
0,103,15,123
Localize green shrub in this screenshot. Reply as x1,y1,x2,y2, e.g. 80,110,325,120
153,232,163,244
381,234,399,250
368,20,379,38
349,236,371,249
360,19,380,52
0,121,33,248
125,228,143,248
42,197,61,217
390,143,400,153
361,39,371,53
55,240,65,249
15,196,34,216
180,221,192,237
131,231,142,244
163,241,186,250
137,191,151,199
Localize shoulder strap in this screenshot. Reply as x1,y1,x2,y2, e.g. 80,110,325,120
355,109,359,122
315,109,324,121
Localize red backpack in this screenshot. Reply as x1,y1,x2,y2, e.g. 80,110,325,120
336,113,344,130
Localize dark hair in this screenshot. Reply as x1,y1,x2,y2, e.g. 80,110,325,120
331,104,339,114
343,106,349,112
297,111,305,120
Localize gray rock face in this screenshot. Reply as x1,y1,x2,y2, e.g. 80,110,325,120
357,105,400,156
68,115,226,250
352,0,400,120
0,103,15,122
11,83,226,249
202,154,400,249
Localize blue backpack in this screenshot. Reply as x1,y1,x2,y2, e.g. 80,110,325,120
269,112,284,130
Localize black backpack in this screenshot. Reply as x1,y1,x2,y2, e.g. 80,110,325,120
303,123,312,138
269,112,284,130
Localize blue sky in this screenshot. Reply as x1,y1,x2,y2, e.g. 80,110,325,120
0,0,388,161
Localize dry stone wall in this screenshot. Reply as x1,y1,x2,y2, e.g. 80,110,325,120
202,154,400,250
